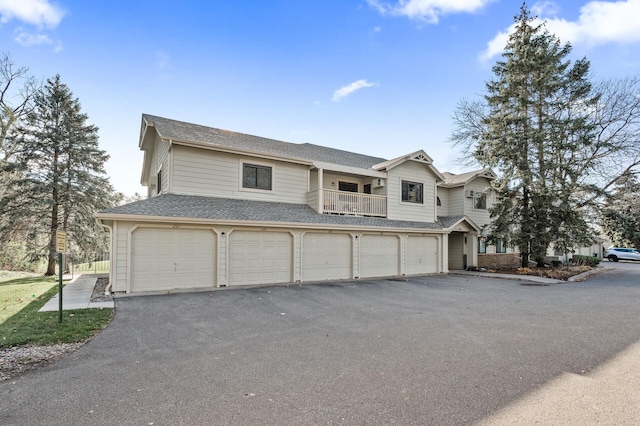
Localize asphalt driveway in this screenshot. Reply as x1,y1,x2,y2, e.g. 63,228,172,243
2,263,640,425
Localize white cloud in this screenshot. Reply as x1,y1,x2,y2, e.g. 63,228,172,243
14,28,63,51
332,80,378,102
15,29,51,46
0,0,65,28
368,0,495,23
481,0,640,61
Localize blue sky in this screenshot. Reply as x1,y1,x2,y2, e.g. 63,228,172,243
1,0,639,196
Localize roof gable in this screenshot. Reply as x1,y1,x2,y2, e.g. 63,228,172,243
372,150,445,181
441,167,496,187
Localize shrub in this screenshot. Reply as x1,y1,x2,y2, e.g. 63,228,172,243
570,255,601,267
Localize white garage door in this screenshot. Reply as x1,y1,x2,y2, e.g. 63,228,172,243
359,234,399,278
131,227,215,292
406,236,438,275
229,231,292,285
302,233,352,282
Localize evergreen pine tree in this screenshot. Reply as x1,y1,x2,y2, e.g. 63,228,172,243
0,75,116,275
453,4,600,266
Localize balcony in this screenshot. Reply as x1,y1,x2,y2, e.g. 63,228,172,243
322,189,387,217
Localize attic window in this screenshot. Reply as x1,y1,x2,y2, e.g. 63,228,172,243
243,163,272,190
401,181,423,204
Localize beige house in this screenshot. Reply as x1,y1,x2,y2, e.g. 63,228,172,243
438,168,521,269
96,114,487,294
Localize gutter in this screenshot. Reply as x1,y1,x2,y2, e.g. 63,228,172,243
93,213,449,234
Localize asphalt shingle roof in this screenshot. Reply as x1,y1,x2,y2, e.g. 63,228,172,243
99,194,448,231
442,168,495,186
144,114,387,170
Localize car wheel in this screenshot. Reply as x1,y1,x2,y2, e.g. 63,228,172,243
608,255,618,262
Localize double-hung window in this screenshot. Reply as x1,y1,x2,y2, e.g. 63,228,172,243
243,163,272,190
401,181,423,204
496,239,507,253
478,237,487,253
474,192,487,210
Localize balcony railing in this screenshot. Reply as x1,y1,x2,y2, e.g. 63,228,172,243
323,189,387,217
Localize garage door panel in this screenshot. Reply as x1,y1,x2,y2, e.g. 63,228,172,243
131,227,215,292
229,231,292,286
360,235,399,278
406,236,437,275
302,233,351,281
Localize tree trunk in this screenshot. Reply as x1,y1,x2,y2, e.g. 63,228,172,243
45,140,60,276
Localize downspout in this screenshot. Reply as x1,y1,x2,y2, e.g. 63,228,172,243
95,218,113,295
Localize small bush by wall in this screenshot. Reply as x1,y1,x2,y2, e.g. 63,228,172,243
478,253,520,269
570,255,601,267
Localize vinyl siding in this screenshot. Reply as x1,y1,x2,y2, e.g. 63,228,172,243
447,187,464,216
113,220,137,292
386,161,437,222
464,178,493,227
171,145,309,204
148,135,170,197
436,187,449,217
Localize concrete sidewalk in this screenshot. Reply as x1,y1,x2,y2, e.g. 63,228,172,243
452,270,564,285
453,265,610,285
39,274,114,312
478,340,640,425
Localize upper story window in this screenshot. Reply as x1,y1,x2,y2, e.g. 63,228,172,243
474,192,487,210
156,169,162,194
243,163,272,190
401,181,423,204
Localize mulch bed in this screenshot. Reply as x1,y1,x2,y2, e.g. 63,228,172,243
90,277,112,303
486,265,592,280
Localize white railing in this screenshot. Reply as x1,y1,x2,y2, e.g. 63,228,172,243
322,189,387,217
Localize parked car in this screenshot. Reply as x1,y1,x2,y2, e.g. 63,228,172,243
604,247,640,262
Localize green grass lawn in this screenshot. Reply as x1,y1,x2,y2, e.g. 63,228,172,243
0,272,57,323
0,271,113,348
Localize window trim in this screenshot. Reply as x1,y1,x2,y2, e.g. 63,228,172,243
338,181,358,193
401,180,424,204
478,237,486,254
473,191,487,210
156,169,162,194
241,162,273,192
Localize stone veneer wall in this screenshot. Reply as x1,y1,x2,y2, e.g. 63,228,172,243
478,253,520,269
